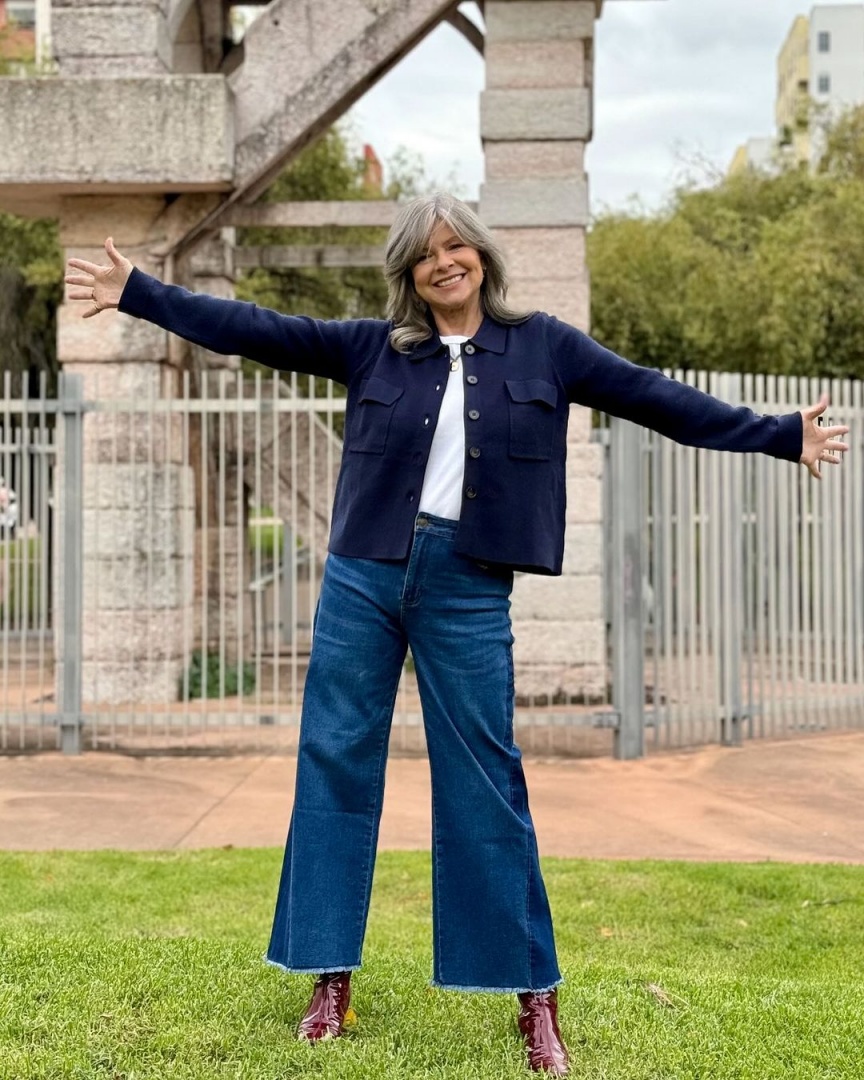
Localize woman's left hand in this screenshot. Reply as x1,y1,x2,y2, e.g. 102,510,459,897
799,394,850,479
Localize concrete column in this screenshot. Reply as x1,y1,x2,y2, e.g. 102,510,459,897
480,0,605,703
181,231,252,665
59,196,195,705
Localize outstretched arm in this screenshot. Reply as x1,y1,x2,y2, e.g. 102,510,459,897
65,237,132,318
798,393,850,479
63,238,378,384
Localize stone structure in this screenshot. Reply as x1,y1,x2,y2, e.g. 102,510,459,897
0,0,662,707
482,1,603,701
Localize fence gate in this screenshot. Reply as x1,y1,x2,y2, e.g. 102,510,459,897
607,372,864,754
0,372,58,750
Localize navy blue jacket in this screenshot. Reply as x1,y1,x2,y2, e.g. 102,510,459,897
119,269,803,575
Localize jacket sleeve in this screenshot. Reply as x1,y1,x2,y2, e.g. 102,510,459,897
547,317,803,462
118,268,384,386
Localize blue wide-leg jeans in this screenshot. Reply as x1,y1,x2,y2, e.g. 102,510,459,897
266,514,561,992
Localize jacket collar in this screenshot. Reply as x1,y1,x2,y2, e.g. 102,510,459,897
406,314,509,360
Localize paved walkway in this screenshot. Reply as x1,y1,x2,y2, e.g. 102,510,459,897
2,732,863,862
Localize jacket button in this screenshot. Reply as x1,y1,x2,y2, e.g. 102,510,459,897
465,486,477,499
469,446,481,459
466,375,478,385
464,343,476,355
468,409,480,420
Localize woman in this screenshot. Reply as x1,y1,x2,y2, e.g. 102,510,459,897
65,193,848,1076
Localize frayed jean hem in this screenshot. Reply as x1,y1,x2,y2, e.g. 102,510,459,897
263,955,361,976
429,977,563,994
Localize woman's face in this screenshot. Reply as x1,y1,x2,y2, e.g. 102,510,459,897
410,221,484,319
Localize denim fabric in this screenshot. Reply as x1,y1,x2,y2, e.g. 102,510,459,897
266,514,561,993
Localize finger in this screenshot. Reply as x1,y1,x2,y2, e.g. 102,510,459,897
67,287,96,301
823,440,849,453
105,237,125,268
82,305,101,319
64,274,94,288
802,393,830,421
66,257,104,275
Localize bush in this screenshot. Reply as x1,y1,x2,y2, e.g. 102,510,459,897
179,649,256,701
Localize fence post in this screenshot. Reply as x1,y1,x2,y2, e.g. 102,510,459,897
718,374,744,746
57,373,84,755
610,417,645,759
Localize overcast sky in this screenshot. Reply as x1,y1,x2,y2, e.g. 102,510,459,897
345,0,846,213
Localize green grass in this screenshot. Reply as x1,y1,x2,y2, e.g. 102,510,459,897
0,851,862,1078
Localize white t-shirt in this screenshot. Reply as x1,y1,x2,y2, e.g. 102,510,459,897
418,336,468,520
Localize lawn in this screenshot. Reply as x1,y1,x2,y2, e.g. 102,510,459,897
0,850,862,1079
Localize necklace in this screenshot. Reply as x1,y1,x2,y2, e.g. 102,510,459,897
450,357,460,372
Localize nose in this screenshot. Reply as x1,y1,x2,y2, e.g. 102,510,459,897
434,247,453,270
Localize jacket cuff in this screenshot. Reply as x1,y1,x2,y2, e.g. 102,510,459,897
773,410,803,462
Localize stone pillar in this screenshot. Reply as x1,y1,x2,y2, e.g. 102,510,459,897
480,0,606,702
182,230,253,665
58,197,195,704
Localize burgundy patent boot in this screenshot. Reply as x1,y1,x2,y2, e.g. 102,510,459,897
297,971,353,1042
517,989,570,1076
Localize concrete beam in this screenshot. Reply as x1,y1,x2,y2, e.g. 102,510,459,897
234,244,386,269
0,76,233,205
224,200,403,227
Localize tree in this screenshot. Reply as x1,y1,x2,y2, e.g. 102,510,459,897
588,114,864,380
236,125,431,343
0,214,62,392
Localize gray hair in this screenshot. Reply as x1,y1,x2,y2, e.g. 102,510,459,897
383,193,531,352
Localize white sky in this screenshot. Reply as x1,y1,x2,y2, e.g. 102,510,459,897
342,0,858,213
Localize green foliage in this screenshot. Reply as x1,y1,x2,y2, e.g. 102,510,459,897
588,107,864,380
0,851,863,1078
0,213,62,387
248,509,284,561
0,537,42,626
179,649,256,701
236,125,433,382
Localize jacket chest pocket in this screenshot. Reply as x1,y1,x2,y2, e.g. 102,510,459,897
349,377,404,455
505,379,558,460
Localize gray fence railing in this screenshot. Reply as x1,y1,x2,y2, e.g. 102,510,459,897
605,372,864,752
2,368,862,756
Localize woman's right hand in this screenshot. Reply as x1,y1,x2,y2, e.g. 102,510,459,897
65,237,134,318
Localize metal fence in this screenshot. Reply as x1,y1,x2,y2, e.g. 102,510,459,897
1,370,615,757
1,368,862,757
604,372,864,754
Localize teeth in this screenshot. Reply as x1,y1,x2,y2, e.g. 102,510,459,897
436,275,464,287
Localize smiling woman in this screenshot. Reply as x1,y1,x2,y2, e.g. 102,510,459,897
63,191,846,1078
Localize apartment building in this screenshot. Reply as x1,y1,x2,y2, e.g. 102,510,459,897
731,4,864,174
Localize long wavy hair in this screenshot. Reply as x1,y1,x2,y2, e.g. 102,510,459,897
384,193,531,353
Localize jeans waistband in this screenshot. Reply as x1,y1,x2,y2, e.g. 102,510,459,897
414,512,458,540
